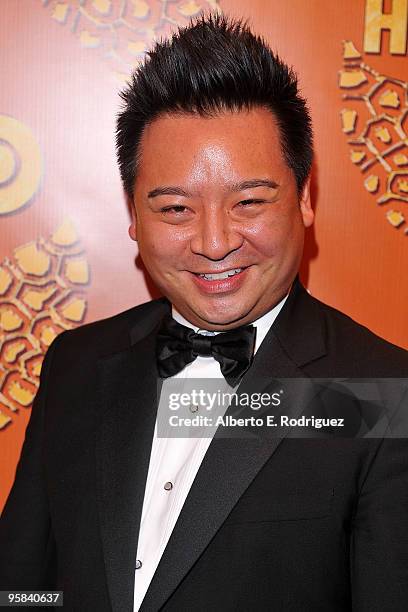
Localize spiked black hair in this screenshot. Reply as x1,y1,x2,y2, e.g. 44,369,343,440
116,13,313,198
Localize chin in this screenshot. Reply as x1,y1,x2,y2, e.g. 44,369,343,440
192,305,252,329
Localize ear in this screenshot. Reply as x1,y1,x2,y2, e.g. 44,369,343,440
128,204,138,242
299,177,314,228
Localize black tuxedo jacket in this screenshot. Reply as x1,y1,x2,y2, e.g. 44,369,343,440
1,279,408,611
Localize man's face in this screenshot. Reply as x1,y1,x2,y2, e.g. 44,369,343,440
130,107,313,330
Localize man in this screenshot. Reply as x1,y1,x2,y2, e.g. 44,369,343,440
1,13,407,612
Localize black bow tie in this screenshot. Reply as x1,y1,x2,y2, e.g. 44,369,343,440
156,315,256,387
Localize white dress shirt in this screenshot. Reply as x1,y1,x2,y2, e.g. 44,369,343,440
133,296,288,610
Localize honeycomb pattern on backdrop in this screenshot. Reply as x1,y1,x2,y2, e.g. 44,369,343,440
0,220,89,430
339,41,408,234
0,115,42,216
41,0,221,81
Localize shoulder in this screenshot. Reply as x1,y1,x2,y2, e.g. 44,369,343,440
276,280,408,377
309,293,408,376
46,297,168,367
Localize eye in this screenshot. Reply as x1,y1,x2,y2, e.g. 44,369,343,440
161,205,188,214
237,199,266,207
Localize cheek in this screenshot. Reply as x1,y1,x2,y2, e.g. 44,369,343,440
243,220,284,258
248,209,303,253
138,224,190,262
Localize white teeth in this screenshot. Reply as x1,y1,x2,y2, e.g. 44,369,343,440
199,268,243,280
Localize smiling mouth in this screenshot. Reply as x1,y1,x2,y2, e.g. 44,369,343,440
194,268,244,281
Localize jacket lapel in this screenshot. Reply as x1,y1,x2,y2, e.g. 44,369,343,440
141,280,327,611
95,301,169,612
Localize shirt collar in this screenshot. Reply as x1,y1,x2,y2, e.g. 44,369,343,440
172,294,288,355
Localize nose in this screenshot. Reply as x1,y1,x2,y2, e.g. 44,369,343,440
190,205,243,260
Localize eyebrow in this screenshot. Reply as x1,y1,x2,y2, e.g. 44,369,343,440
147,186,190,198
147,178,279,199
230,178,279,192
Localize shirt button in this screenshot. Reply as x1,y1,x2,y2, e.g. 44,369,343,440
189,403,199,413
135,559,142,570
164,481,173,491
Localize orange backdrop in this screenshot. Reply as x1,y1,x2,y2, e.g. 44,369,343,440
1,0,407,511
